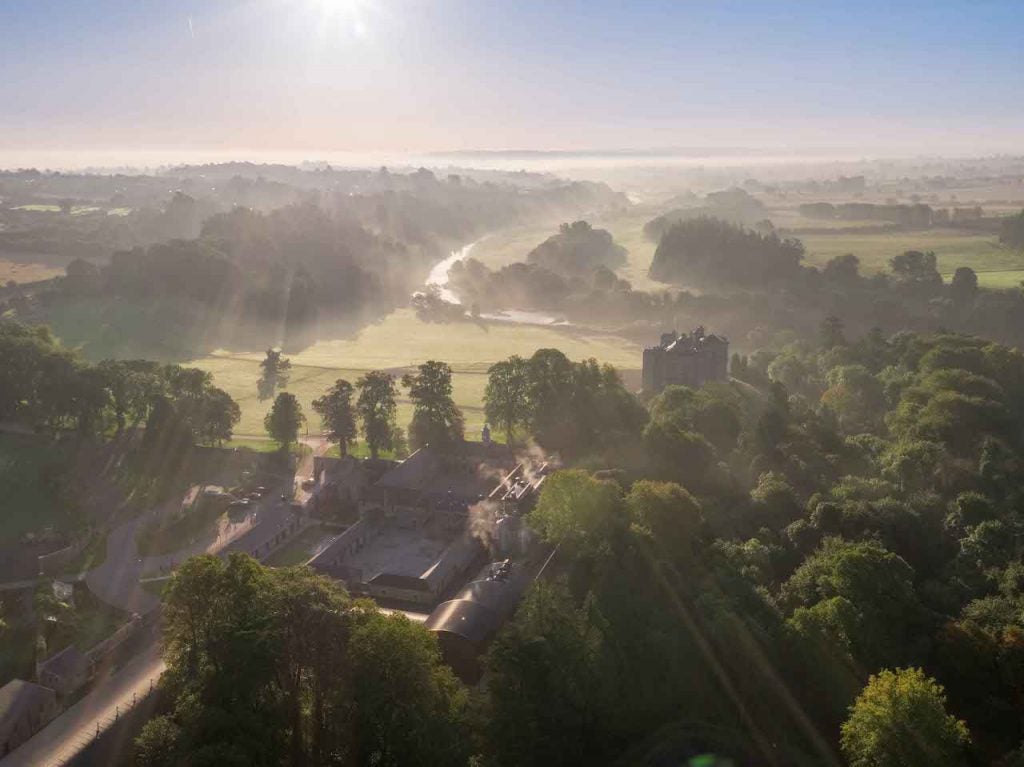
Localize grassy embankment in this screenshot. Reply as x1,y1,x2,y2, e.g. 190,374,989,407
264,525,338,567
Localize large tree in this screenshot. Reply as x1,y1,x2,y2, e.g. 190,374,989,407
312,379,357,455
841,668,970,767
257,348,291,401
484,355,531,444
142,554,470,767
402,360,464,450
264,391,304,450
356,370,398,459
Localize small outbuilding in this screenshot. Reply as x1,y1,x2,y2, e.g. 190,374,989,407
0,679,58,756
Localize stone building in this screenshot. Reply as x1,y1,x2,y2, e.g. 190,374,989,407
0,679,58,756
642,326,728,393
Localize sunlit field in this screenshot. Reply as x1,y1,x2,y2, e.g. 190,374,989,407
798,229,1013,274
955,269,1024,290
0,257,66,284
189,308,642,438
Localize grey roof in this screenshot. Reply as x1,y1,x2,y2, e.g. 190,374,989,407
455,579,522,619
423,598,501,644
39,645,89,679
0,679,55,728
368,572,431,591
372,442,517,505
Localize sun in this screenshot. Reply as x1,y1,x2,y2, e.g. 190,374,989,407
311,0,371,38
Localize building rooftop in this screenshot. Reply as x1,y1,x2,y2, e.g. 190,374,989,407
0,679,55,730
423,598,502,644
372,441,518,509
38,645,89,680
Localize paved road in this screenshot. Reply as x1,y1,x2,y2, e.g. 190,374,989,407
85,492,270,614
0,644,165,767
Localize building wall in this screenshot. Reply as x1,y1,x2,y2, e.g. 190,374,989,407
0,685,58,756
642,341,728,393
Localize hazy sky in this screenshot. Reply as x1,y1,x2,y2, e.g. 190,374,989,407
1,0,1022,163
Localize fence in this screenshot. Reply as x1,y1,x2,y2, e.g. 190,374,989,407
49,673,163,767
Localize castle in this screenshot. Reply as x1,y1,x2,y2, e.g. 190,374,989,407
642,327,728,393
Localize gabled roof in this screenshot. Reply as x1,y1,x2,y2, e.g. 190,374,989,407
0,679,55,729
368,572,431,591
38,645,89,679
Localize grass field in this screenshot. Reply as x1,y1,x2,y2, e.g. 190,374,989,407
188,308,642,438
949,269,1024,289
0,258,65,284
798,229,1014,274
264,525,337,567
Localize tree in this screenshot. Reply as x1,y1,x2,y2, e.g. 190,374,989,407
642,416,715,490
823,253,861,284
950,266,979,305
402,361,464,450
840,668,970,767
528,469,625,557
484,356,531,444
889,250,942,293
781,538,926,669
264,392,304,449
999,210,1024,250
483,580,612,767
356,370,398,459
257,349,291,401
625,480,703,560
820,315,846,350
151,554,471,767
348,608,471,766
195,387,240,446
312,379,357,455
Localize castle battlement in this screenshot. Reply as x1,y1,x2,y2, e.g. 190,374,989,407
642,326,728,393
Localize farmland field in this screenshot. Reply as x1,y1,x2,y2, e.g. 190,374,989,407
798,229,1013,274
188,308,642,438
0,257,65,284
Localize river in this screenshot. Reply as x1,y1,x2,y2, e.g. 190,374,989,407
423,239,568,326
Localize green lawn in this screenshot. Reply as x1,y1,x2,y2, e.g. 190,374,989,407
136,495,227,557
0,433,78,545
950,269,1024,290
188,308,641,438
70,586,129,652
0,258,66,284
11,204,62,212
224,438,311,456
264,525,337,567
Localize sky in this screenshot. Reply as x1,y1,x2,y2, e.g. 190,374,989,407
0,0,1022,166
